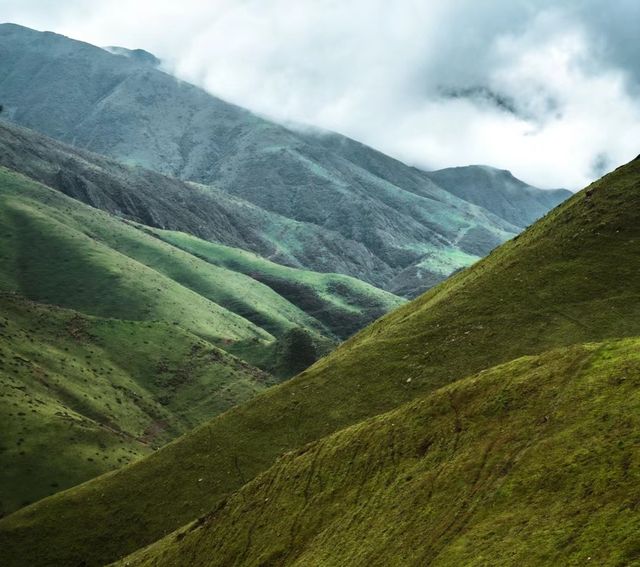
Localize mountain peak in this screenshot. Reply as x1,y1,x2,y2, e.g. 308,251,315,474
425,164,571,228
103,46,161,66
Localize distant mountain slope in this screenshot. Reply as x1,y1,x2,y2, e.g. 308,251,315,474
1,153,636,566
149,229,399,339
0,24,537,296
120,338,640,567
426,165,571,228
0,121,390,286
0,294,271,517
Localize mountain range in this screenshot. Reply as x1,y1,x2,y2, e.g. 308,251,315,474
0,155,407,513
0,23,569,297
2,22,626,567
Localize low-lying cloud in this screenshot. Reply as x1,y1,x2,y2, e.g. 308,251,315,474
2,0,640,189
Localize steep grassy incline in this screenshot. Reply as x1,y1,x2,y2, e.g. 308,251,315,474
0,169,271,346
0,167,397,510
1,157,638,566
120,339,640,567
152,229,402,339
0,167,402,361
0,294,272,517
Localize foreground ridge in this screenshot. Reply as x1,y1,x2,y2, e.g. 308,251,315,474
120,339,640,566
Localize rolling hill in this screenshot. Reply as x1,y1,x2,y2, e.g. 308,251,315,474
0,152,636,566
0,294,272,516
0,24,570,296
0,165,402,359
0,121,403,342
0,164,401,514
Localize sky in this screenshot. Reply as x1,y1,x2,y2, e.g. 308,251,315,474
1,0,640,189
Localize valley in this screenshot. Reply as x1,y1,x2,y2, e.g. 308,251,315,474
2,17,636,567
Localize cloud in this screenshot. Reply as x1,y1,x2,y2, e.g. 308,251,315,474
2,0,640,189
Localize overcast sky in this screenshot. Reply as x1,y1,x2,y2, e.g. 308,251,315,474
2,0,640,189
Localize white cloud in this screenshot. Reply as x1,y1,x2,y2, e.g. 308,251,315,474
2,0,639,189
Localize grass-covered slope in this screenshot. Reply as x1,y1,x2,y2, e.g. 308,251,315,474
0,155,636,566
0,166,399,509
152,229,402,339
0,294,272,517
0,169,271,345
0,166,401,359
121,338,640,567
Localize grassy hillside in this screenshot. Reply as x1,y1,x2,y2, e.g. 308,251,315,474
0,166,402,364
152,229,402,338
0,169,271,345
0,155,636,566
120,338,640,567
0,166,403,512
0,294,272,517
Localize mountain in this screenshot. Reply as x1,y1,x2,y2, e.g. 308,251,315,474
102,46,161,66
0,121,403,342
0,158,402,350
0,163,401,514
1,152,636,566
426,165,571,228
120,338,640,567
0,23,564,297
0,120,390,286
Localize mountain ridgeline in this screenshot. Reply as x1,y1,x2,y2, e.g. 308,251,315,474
1,151,637,566
0,23,569,297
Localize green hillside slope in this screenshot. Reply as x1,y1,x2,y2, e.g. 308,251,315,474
0,166,401,511
152,229,402,339
0,166,402,363
0,294,272,517
121,338,640,567
0,170,271,345
0,154,635,566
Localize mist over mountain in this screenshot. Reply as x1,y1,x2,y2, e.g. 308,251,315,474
0,23,568,297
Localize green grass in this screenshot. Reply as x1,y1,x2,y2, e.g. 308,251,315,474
1,157,638,566
0,166,402,364
0,166,402,514
150,228,404,339
0,178,271,345
0,294,274,517
119,338,640,566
